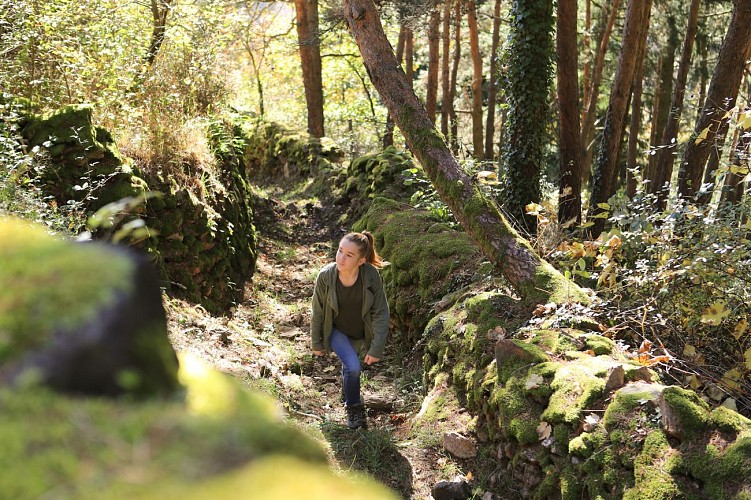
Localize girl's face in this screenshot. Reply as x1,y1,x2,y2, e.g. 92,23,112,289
336,238,366,274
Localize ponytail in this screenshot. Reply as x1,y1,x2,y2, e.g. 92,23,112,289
343,231,386,268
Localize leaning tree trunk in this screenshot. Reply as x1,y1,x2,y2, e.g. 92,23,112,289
342,0,589,307
678,0,751,200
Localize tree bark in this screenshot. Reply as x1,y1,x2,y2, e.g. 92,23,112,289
556,0,582,226
342,0,589,307
649,0,701,210
467,0,484,159
294,0,325,137
588,0,651,236
484,0,503,160
449,0,462,153
440,0,452,138
383,25,407,148
580,0,622,185
678,0,751,201
645,12,679,200
625,2,652,199
426,9,441,123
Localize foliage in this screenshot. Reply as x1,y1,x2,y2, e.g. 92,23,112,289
547,193,751,411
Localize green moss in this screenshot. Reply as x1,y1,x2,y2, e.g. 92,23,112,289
542,362,606,425
624,431,680,499
711,406,751,434
585,334,616,355
602,385,663,429
661,386,711,438
0,218,134,362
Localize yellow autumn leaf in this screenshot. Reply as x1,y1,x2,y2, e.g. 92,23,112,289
683,344,697,359
700,300,731,325
730,165,750,176
722,368,743,391
733,319,748,340
597,202,611,210
605,234,622,250
688,375,702,390
738,109,751,130
526,203,543,215
694,126,710,145
744,347,751,371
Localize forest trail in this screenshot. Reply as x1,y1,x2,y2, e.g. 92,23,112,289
166,184,466,499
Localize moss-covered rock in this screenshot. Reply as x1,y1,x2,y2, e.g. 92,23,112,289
0,354,396,499
0,217,178,396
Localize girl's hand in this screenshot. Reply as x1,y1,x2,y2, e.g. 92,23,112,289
312,350,325,356
364,354,380,365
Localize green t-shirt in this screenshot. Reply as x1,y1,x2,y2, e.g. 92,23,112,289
334,271,364,339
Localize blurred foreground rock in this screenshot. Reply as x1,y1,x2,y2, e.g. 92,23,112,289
0,217,396,499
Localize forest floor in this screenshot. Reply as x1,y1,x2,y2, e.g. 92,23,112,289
164,182,483,499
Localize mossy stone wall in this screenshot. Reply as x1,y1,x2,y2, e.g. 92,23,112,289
352,188,751,498
18,105,258,314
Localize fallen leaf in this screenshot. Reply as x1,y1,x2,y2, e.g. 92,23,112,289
583,413,601,432
525,374,544,390
537,421,552,441
732,319,748,340
701,301,731,325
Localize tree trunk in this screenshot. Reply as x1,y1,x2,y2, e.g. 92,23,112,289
501,0,555,234
342,0,589,307
405,27,415,88
588,0,651,236
484,0,503,160
449,0,462,153
294,0,325,137
645,13,679,199
580,0,622,185
721,114,749,205
467,0,484,159
581,0,591,115
649,0,701,210
426,9,441,123
383,25,407,148
625,3,652,199
678,0,751,201
441,1,452,138
556,0,582,226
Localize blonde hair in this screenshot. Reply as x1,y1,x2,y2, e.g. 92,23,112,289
343,231,385,268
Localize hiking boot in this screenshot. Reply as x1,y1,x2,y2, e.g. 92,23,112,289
346,403,368,429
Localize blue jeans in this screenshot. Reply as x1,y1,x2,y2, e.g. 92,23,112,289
330,328,361,406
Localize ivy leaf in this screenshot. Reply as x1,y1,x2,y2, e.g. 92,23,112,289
700,301,731,325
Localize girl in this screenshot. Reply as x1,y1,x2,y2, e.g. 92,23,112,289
311,231,389,429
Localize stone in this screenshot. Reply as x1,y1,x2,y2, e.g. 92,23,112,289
0,217,178,397
431,478,471,500
443,431,477,459
604,365,626,394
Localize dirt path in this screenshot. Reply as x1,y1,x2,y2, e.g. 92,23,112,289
166,187,456,499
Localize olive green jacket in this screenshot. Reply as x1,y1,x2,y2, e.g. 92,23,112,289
310,262,390,358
